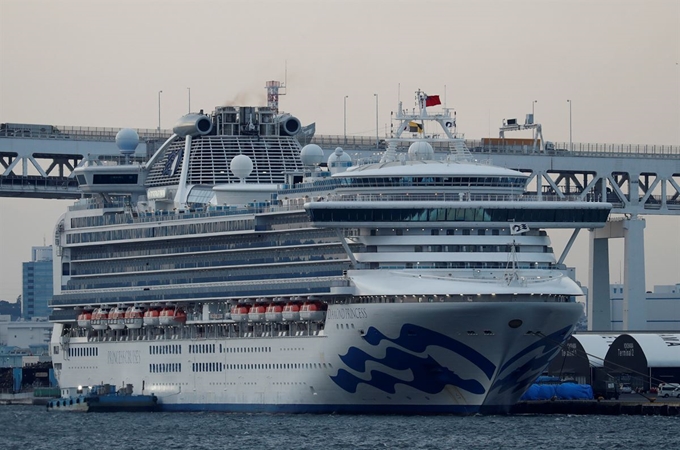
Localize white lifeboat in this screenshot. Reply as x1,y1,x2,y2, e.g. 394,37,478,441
77,311,92,329
159,307,187,326
248,303,267,322
300,301,328,321
108,306,127,330
91,307,110,330
124,306,144,329
143,308,160,327
282,302,301,322
265,303,284,322
230,304,250,322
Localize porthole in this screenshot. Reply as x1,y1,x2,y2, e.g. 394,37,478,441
508,319,523,329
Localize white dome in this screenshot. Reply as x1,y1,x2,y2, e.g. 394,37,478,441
230,154,253,181
300,144,324,166
328,147,352,174
115,128,139,155
408,141,434,161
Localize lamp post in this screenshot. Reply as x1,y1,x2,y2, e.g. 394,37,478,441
157,90,163,132
344,95,348,144
187,87,191,113
567,99,572,151
532,100,537,139
374,93,379,149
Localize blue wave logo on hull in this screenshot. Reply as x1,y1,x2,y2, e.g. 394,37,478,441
488,325,573,397
330,324,496,396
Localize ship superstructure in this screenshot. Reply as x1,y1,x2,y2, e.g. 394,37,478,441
49,84,612,413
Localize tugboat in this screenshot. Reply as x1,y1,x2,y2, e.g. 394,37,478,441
47,384,159,412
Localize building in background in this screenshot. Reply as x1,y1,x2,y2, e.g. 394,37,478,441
609,284,680,331
21,246,53,320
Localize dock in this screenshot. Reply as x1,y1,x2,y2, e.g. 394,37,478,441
511,400,680,416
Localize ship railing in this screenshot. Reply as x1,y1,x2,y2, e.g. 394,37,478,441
466,140,680,158
67,200,309,224
324,193,600,203
0,125,170,142
50,276,351,306
311,135,680,157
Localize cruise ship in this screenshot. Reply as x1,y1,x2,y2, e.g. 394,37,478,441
49,83,612,414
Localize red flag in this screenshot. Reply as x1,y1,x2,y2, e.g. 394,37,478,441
425,95,441,107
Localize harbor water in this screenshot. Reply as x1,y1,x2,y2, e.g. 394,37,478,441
1,405,679,449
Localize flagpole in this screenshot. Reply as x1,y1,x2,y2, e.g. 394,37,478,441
374,93,379,150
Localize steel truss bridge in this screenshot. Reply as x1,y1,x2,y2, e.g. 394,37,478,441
1,125,679,331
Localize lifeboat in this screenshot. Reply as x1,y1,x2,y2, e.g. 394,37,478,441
77,311,92,329
300,301,328,321
91,307,110,330
143,308,160,327
124,306,144,329
230,304,250,322
282,302,301,322
159,307,187,326
265,303,283,322
108,306,127,330
248,303,267,322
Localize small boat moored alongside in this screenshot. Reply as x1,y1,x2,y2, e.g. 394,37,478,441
47,384,159,413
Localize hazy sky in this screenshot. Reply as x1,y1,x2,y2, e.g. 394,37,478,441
0,0,678,301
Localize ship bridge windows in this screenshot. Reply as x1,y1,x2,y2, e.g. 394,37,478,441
92,174,138,185
308,207,609,224
337,175,526,189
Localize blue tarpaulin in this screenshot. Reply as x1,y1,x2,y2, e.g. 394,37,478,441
48,368,58,387
521,383,594,401
12,367,22,393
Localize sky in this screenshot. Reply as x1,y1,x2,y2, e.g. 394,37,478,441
0,0,678,302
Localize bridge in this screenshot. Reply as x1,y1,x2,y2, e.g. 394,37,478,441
1,124,680,331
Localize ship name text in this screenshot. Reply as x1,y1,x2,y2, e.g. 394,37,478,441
327,307,368,320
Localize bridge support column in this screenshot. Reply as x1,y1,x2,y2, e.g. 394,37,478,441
588,228,611,330
588,217,647,331
622,217,646,330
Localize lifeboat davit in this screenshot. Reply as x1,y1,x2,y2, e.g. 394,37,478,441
159,307,187,326
282,302,301,322
265,303,283,322
248,303,267,322
108,306,127,330
230,304,250,322
300,301,328,321
91,307,110,330
124,306,144,329
143,308,160,327
77,311,92,329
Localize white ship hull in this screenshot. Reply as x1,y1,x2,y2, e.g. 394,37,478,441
50,89,610,414
52,301,581,414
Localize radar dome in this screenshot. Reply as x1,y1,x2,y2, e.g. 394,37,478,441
300,144,325,166
115,128,139,155
328,147,352,174
408,141,434,161
230,154,253,182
